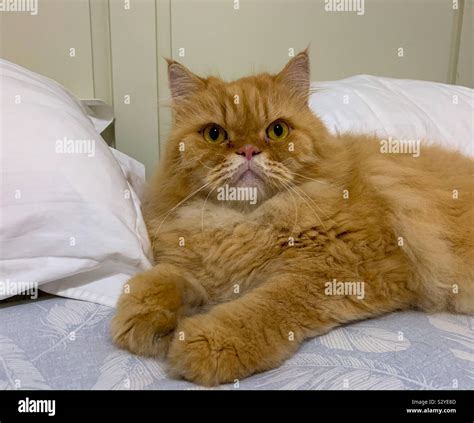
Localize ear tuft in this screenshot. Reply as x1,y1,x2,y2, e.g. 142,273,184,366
167,59,205,100
276,50,310,103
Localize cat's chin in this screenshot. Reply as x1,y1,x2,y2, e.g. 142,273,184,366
212,174,270,211
235,169,262,187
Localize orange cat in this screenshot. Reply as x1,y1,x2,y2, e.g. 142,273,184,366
111,51,474,386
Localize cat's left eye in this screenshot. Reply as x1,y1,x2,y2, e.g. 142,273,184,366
266,120,289,141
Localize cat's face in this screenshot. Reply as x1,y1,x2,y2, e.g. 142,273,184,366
165,51,328,208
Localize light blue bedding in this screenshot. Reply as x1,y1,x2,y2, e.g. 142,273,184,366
1,295,472,390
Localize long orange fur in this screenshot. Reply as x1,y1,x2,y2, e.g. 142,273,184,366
111,52,474,386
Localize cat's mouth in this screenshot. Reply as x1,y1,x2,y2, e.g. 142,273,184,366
238,169,260,182
231,162,265,187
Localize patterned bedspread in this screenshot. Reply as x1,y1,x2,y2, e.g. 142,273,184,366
1,294,472,390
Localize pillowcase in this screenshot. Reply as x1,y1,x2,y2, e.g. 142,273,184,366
110,148,148,202
0,59,152,307
309,75,473,157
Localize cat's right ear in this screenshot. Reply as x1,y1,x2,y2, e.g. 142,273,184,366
166,59,205,101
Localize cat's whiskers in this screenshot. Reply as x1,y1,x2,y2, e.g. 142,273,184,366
201,185,218,233
213,162,233,174
287,170,344,190
198,159,214,171
263,164,329,231
280,158,296,166
276,178,327,231
207,164,236,185
150,181,212,251
275,179,299,235
264,161,343,226
200,174,232,234
211,163,245,184
265,158,344,191
263,162,294,186
175,145,227,172
286,182,338,228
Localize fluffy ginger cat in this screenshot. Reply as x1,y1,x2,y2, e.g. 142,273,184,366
111,51,473,386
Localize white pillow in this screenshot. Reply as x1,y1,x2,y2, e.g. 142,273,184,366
110,148,148,202
0,59,152,307
310,75,473,157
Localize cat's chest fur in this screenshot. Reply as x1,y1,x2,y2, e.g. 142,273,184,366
149,187,398,302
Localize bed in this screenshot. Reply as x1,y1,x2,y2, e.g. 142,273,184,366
1,59,473,390
1,294,472,390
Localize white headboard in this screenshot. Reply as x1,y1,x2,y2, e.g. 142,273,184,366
1,0,472,176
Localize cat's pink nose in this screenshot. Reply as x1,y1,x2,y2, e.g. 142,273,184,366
236,145,261,161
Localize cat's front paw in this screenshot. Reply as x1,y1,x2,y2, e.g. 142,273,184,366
167,315,253,386
111,302,176,358
111,270,183,358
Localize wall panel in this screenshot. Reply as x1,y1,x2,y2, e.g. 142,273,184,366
0,0,94,98
1,0,471,176
170,0,458,83
109,0,160,175
456,0,473,87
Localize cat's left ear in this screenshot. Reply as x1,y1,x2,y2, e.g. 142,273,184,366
276,50,310,104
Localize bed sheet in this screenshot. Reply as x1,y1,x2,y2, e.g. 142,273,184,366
1,295,472,390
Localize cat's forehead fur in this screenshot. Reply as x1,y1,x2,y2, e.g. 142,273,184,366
168,51,310,134
193,74,293,135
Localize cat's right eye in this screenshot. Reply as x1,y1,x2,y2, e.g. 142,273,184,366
202,124,227,144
